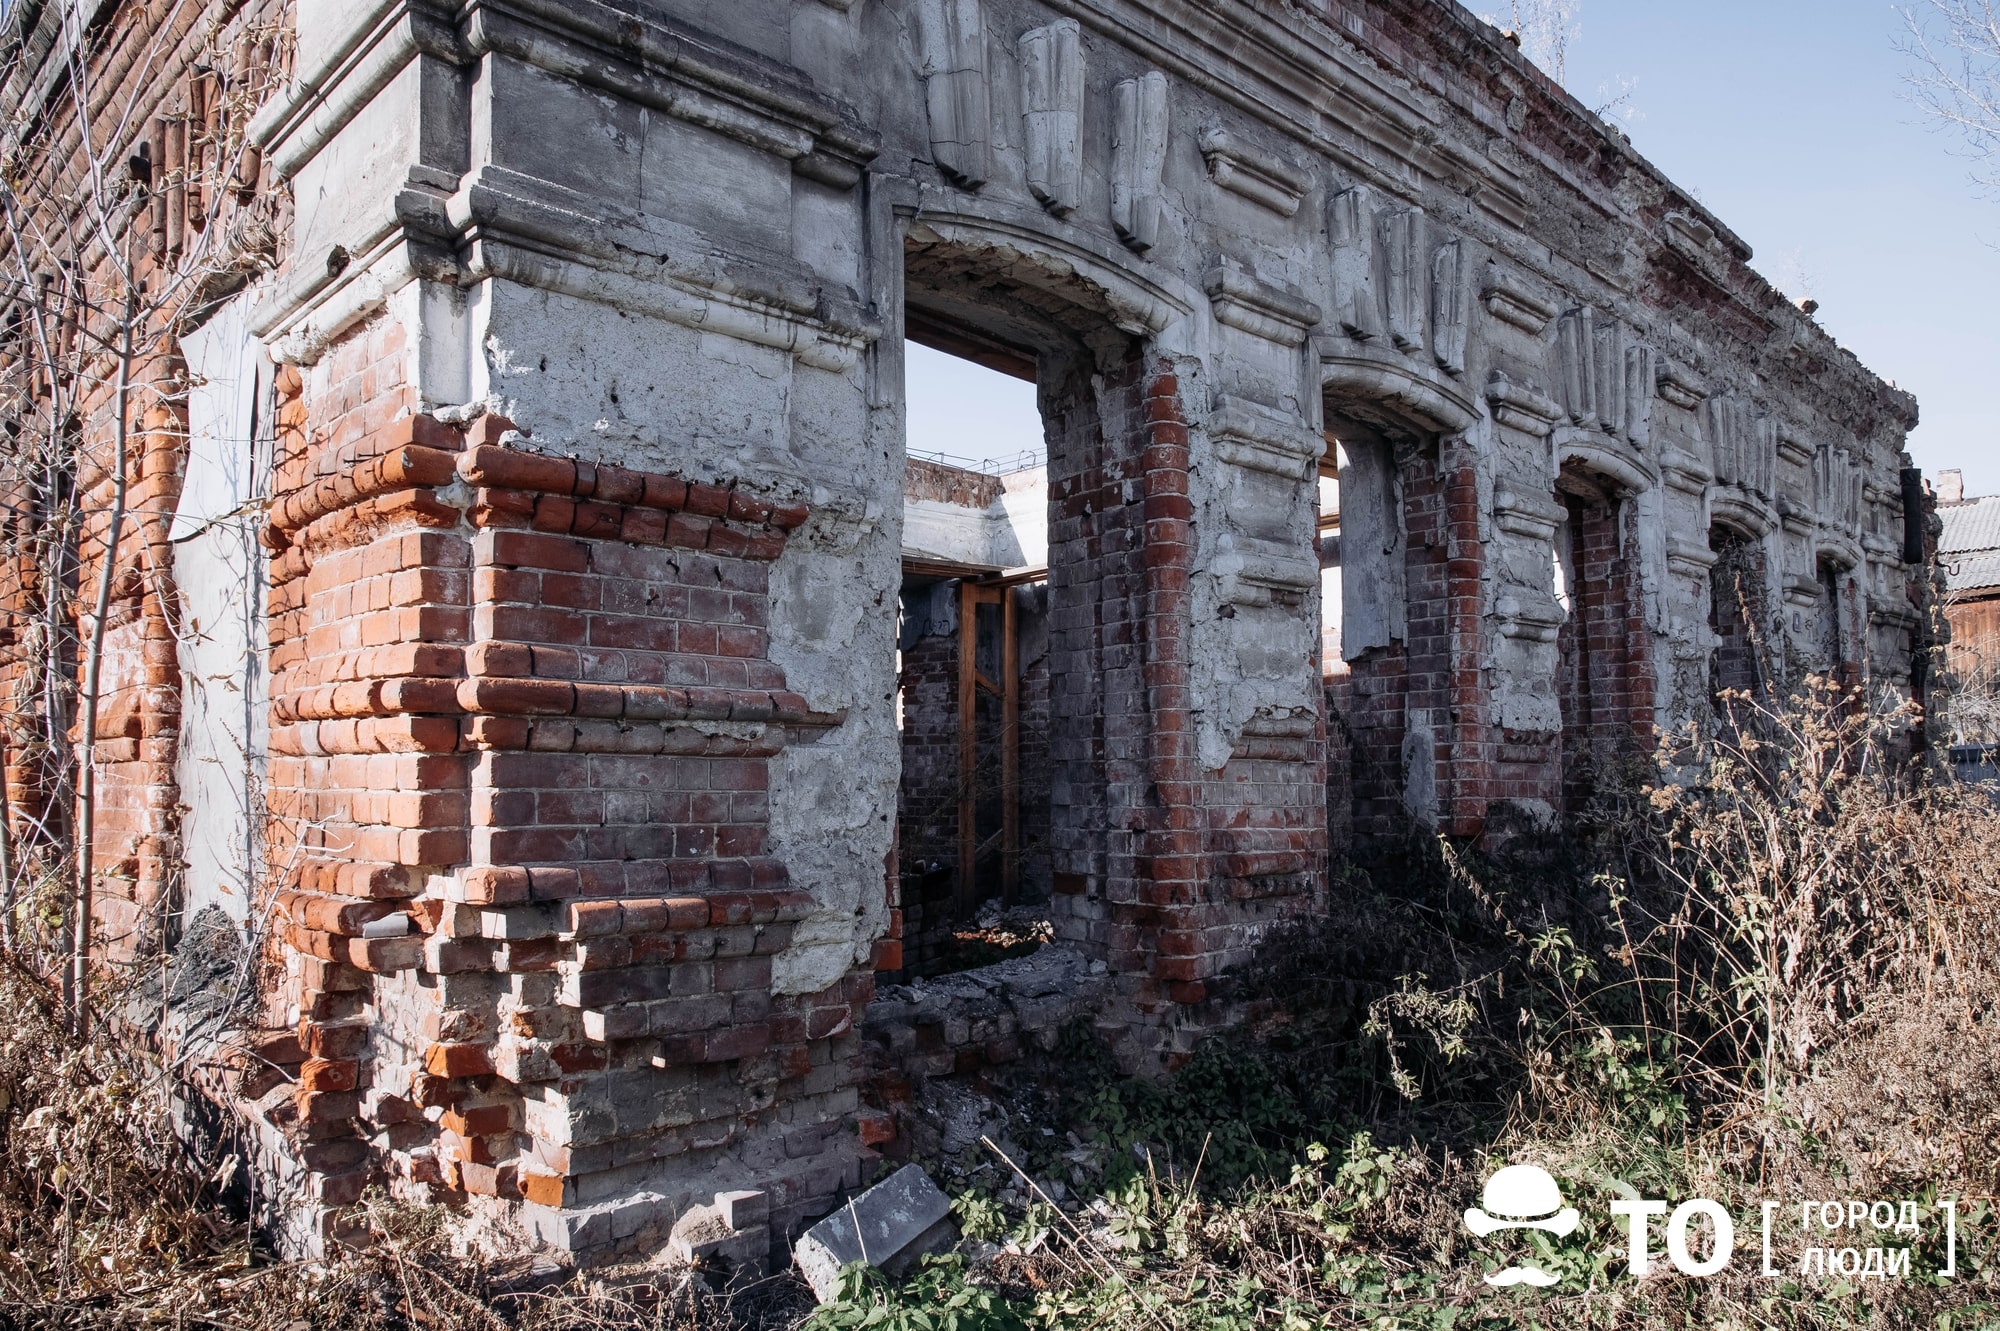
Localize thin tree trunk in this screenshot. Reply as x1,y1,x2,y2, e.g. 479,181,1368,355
0,747,15,956
69,281,134,1038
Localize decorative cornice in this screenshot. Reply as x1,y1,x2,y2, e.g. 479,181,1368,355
1662,211,1731,284
254,0,879,188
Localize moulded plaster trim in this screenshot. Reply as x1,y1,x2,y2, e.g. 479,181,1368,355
1782,574,1822,609
1493,592,1566,642
909,201,1195,337
1817,535,1862,573
1870,599,1921,629
259,0,868,183
1198,125,1309,217
1318,342,1478,434
1655,361,1707,410
1019,20,1084,216
1434,134,1532,229
1480,267,1556,334
1493,487,1567,541
1775,426,1815,468
1209,396,1324,479
1710,488,1774,539
1239,711,1318,738
1554,425,1656,495
252,223,410,363
1033,0,1440,198
441,170,877,370
1659,447,1712,496
1204,263,1322,343
1662,210,1736,281
1484,371,1563,436
250,0,458,177
471,238,871,371
1216,534,1320,607
1665,536,1719,575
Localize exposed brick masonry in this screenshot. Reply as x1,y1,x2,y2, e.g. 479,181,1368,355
255,329,870,1252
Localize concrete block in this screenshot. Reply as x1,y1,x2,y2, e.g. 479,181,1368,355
667,1201,770,1275
793,1164,956,1302
716,1188,770,1229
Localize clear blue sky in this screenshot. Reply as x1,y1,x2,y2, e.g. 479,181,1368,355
1564,0,1997,496
907,1,1997,493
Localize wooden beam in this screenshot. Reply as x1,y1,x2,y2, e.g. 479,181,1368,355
902,556,1004,581
956,578,978,920
904,307,1039,382
1001,584,1019,905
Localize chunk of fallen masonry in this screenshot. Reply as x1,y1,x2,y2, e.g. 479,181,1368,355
794,1164,956,1302
667,1188,771,1272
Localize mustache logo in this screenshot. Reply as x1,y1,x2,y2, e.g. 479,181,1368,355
1465,1165,1577,1289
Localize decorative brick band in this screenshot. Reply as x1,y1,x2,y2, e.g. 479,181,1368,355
254,379,871,1241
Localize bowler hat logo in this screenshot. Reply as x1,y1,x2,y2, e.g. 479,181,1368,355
1464,1164,1579,1287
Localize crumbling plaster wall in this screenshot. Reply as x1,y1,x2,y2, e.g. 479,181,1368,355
222,0,1922,1259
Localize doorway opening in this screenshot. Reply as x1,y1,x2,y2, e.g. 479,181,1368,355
893,327,1051,978
1708,526,1767,721
1552,470,1641,809
1316,444,1351,853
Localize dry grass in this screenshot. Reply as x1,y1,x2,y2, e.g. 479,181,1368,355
5,680,1999,1328
880,681,2000,1329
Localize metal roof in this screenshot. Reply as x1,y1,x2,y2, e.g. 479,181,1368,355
1940,495,2000,593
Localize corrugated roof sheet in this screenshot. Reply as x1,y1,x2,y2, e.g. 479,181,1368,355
1941,495,2000,592
1941,494,2000,554
1946,550,2000,594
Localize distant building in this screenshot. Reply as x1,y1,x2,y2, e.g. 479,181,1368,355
1936,469,2000,762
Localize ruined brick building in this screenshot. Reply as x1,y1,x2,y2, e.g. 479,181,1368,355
1,0,1929,1267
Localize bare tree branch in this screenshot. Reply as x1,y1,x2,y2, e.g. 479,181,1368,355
1901,0,2000,194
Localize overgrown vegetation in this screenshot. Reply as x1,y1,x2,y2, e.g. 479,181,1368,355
816,683,2000,1330
5,682,1999,1328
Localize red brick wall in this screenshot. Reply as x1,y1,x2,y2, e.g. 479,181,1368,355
1342,447,1491,839
894,593,962,973
253,319,874,1242
1043,351,1323,1050
1554,485,1655,809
